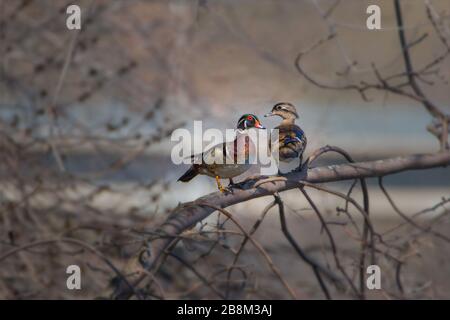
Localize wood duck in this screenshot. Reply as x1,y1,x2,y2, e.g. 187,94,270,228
178,114,265,192
265,102,307,170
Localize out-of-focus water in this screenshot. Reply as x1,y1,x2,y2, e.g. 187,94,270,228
2,101,449,216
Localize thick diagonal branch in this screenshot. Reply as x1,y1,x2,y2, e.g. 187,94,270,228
113,150,450,299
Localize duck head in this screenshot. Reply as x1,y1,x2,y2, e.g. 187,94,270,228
264,102,299,120
237,114,265,130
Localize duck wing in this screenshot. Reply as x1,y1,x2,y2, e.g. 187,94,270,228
276,124,307,161
202,141,229,165
186,131,250,166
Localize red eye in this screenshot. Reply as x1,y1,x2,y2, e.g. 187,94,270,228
247,116,253,121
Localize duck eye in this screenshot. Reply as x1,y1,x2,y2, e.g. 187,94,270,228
247,116,253,121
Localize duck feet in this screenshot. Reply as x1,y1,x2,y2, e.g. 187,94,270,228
216,176,233,193
225,175,268,190
228,178,246,190
216,176,226,193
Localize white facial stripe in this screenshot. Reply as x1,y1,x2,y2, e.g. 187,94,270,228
238,117,246,128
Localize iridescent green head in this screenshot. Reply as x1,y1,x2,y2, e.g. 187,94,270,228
237,114,265,130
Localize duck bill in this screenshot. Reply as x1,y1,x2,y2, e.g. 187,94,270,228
264,112,274,117
254,120,265,129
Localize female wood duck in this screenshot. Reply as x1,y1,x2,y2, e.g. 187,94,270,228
178,114,265,192
265,102,307,170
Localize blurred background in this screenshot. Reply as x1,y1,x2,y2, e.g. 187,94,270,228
0,0,449,299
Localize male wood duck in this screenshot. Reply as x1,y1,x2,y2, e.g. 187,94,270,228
265,102,307,170
178,114,265,192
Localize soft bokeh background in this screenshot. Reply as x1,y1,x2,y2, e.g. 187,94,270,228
1,0,449,299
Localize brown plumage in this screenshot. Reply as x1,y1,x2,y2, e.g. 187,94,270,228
276,123,307,162
265,102,307,168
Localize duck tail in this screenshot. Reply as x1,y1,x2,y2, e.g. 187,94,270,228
177,166,199,182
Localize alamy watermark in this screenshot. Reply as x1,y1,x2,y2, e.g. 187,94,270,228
367,264,381,290
65,4,381,31
66,265,81,290
66,5,81,30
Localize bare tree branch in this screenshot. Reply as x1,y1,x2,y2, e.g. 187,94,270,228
113,149,450,299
